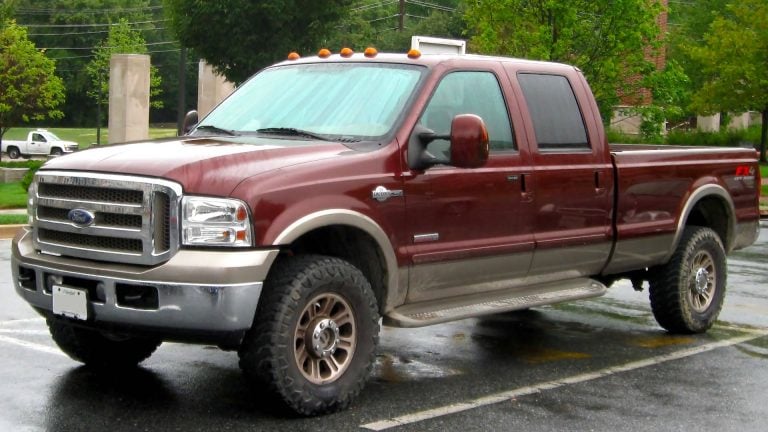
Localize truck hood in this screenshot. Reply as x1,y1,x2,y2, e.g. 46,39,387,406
40,136,355,196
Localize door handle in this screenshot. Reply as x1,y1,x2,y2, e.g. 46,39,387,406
594,171,607,195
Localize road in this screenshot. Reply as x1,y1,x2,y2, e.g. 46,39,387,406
1,226,767,431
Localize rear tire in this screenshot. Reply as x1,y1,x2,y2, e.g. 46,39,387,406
48,319,161,368
649,226,726,334
7,146,20,159
238,254,380,416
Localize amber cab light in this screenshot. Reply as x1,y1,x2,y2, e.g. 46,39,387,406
407,49,421,59
287,52,300,60
364,47,378,58
318,48,332,58
340,47,354,58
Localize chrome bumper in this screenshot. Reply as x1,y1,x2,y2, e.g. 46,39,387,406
11,227,278,337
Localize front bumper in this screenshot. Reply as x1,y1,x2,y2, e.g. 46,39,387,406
11,227,279,342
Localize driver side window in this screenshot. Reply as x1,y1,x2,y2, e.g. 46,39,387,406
419,71,515,157
32,133,45,142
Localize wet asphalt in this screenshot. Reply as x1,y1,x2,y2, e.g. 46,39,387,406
1,226,767,431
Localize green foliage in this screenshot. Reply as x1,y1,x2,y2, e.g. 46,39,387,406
687,0,768,161
0,214,27,225
0,160,42,168
164,0,355,84
666,125,762,147
0,19,65,159
463,0,664,123
85,18,163,110
0,20,65,160
20,159,44,192
0,182,28,209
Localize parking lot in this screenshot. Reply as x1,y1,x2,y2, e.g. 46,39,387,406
1,226,767,431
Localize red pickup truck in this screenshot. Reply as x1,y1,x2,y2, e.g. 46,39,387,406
11,51,761,416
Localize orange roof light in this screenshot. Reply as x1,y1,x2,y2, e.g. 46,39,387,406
407,49,421,59
340,47,354,58
364,47,378,58
318,48,332,58
287,52,300,60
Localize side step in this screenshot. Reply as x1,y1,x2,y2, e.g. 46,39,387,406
384,278,607,328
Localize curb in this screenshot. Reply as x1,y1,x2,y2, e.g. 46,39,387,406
0,225,24,240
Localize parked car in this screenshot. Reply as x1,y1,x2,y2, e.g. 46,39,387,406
1,129,78,159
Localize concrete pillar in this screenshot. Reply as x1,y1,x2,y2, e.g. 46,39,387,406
728,112,750,130
197,61,235,118
697,114,720,132
108,54,150,144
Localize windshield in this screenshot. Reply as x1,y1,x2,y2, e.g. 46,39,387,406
195,62,424,141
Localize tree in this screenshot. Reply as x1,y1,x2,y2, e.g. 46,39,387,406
463,0,664,123
163,0,354,84
85,17,163,142
0,20,65,162
688,0,768,162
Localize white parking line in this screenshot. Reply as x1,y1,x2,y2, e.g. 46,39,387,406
0,334,66,357
361,331,768,431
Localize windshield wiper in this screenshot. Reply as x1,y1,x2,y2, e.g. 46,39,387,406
256,127,330,141
194,125,239,136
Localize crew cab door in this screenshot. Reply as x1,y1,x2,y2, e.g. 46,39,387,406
511,70,613,282
403,68,535,303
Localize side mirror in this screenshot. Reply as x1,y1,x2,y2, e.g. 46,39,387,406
448,114,489,169
408,114,489,171
182,110,199,135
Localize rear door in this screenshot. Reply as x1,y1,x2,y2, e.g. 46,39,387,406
509,70,613,282
404,66,535,303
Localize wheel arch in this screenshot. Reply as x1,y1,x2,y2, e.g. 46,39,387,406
665,184,735,262
273,210,400,315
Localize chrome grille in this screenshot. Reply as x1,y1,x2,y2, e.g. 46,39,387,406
32,171,182,265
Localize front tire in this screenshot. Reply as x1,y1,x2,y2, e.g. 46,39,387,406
649,226,727,334
50,147,63,156
238,255,380,416
48,319,161,368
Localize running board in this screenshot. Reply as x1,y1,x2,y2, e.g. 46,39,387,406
385,278,607,328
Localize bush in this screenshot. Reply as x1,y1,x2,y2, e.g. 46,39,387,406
20,160,44,192
666,125,762,148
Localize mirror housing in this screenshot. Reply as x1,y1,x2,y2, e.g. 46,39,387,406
182,110,199,135
448,114,489,169
408,114,489,171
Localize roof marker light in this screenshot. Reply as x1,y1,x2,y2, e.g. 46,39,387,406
287,52,300,60
364,47,378,58
340,47,354,58
318,48,332,58
407,49,421,59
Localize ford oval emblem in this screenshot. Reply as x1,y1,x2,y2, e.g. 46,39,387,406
67,208,95,227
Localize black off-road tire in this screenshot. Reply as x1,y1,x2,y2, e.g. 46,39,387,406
238,254,380,416
649,226,727,334
48,318,161,368
7,146,20,159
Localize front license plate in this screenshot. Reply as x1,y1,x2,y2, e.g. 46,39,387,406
52,285,88,320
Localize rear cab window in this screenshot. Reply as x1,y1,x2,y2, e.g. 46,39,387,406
517,73,590,152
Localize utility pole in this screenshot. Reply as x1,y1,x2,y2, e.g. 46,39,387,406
398,0,405,31
176,47,187,135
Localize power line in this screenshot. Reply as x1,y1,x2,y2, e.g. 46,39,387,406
41,41,178,50
19,19,168,28
30,26,167,36
15,5,163,15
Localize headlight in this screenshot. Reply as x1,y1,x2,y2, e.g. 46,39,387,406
181,196,253,247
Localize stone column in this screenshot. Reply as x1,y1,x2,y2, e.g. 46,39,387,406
108,54,150,144
197,61,235,118
728,112,750,130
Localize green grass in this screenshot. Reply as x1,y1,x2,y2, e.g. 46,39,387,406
0,182,27,209
0,214,27,225
4,127,177,150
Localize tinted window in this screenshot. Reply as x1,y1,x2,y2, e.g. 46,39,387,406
517,73,589,151
419,71,515,155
